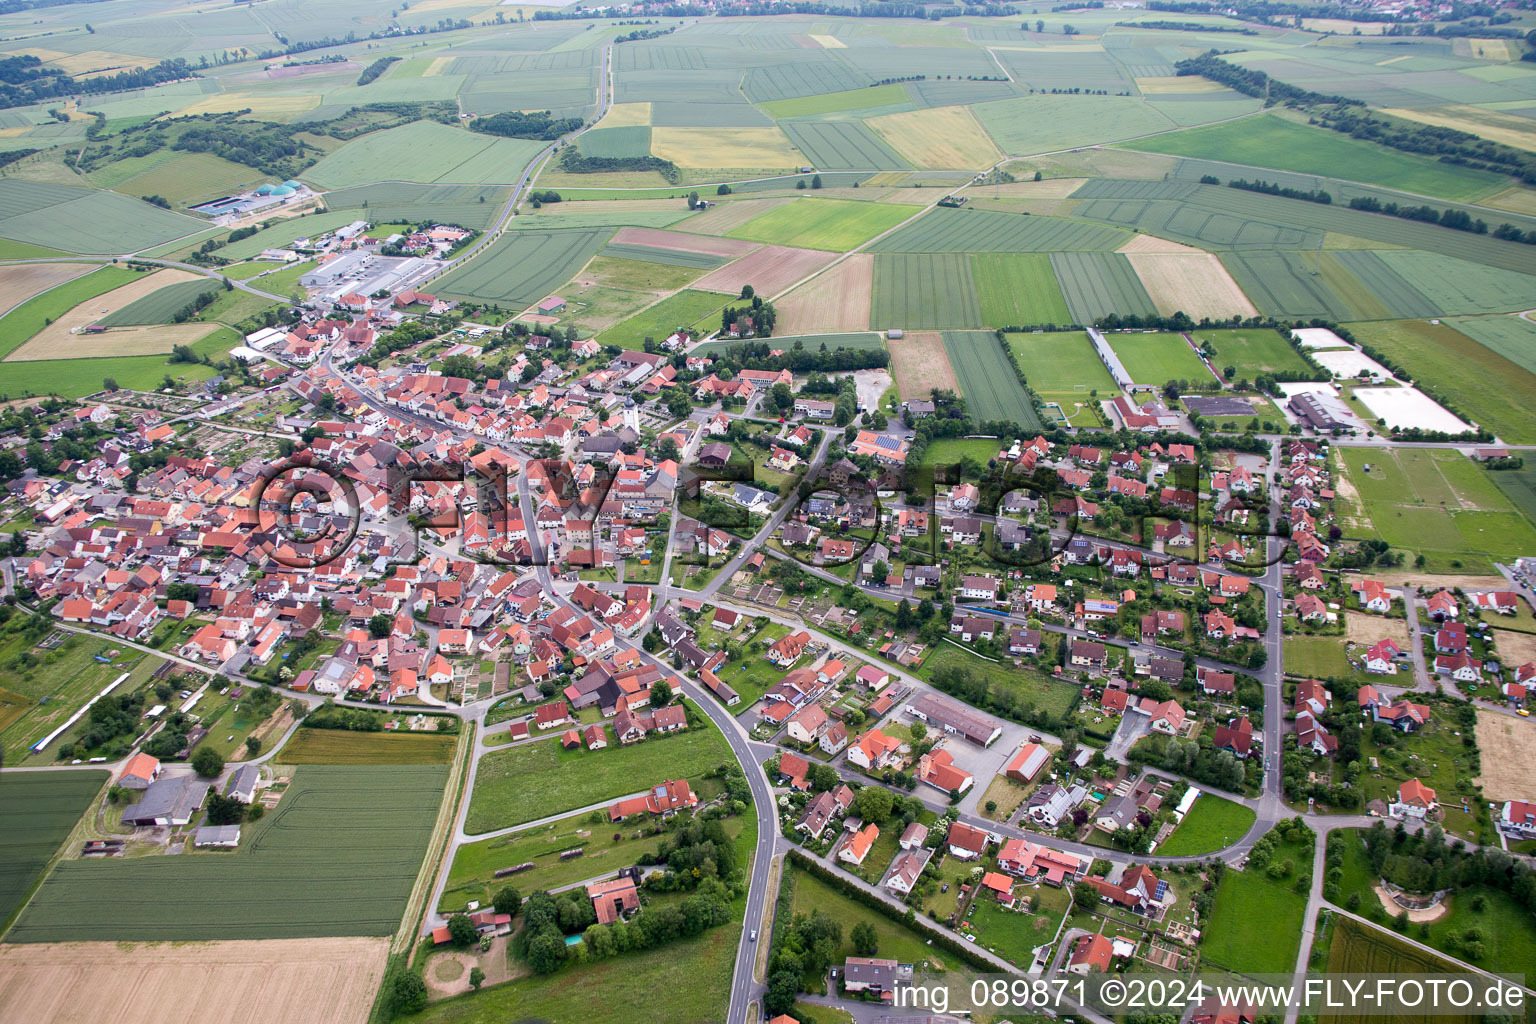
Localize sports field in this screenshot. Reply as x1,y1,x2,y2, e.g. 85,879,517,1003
433,229,610,307
0,771,106,929
941,330,1041,428
1194,327,1315,379
1119,113,1503,201
1006,331,1117,398
464,715,732,833
726,197,911,252
1104,331,1212,385
276,727,458,764
1346,319,1536,444
9,765,446,942
871,253,983,330
973,253,1072,326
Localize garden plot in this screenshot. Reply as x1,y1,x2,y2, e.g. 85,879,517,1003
773,254,873,334
693,245,838,297
1352,386,1472,433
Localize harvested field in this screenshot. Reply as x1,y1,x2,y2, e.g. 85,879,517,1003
0,263,95,311
867,105,1003,170
694,244,838,297
1473,710,1536,801
774,254,873,334
887,330,959,399
1135,76,1227,94
1126,252,1259,320
1118,233,1201,255
5,268,217,361
679,197,794,234
596,102,651,128
0,937,388,1024
611,226,758,258
1344,611,1410,646
650,127,801,168
1492,628,1536,666
968,178,1088,199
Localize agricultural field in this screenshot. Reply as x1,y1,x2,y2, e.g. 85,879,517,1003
1194,327,1316,379
464,714,732,834
303,121,547,189
1345,319,1536,444
1446,314,1536,376
1104,331,1212,386
1119,113,1504,201
974,93,1177,155
866,105,1003,169
868,207,1124,254
1321,918,1482,1024
973,253,1071,327
8,765,446,942
598,242,728,270
1337,446,1536,571
759,83,911,119
1156,794,1257,856
0,263,94,313
887,330,961,399
433,229,610,307
692,244,838,297
726,197,912,252
97,278,221,327
319,182,512,231
650,126,801,168
773,253,873,334
691,332,883,360
0,178,205,255
276,726,458,765
780,120,909,172
0,771,106,930
0,938,390,1024
93,152,271,208
1125,252,1259,320
1049,252,1157,325
595,289,729,347
0,264,146,359
6,266,223,362
941,331,1041,428
871,253,982,330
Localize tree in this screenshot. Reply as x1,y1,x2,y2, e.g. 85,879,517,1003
367,613,392,639
852,785,894,823
909,721,927,742
244,736,261,757
493,885,522,918
770,381,793,412
765,970,800,1017
716,183,732,196
469,966,485,990
811,174,822,189
191,744,223,778
657,436,680,461
650,680,672,707
850,921,878,956
642,628,663,653
687,190,700,209
387,970,428,1015
664,389,691,419
1072,880,1099,910
447,913,478,947
527,930,567,974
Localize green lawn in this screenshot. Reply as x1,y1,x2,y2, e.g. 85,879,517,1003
1201,862,1307,974
726,197,913,252
1104,330,1211,385
916,644,1078,725
464,708,733,833
968,883,1070,967
1283,635,1349,680
1120,113,1504,201
1157,793,1257,855
1194,327,1313,379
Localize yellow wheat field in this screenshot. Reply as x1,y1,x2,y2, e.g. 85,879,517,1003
1126,252,1259,320
596,102,651,128
1135,76,1227,95
867,105,1003,170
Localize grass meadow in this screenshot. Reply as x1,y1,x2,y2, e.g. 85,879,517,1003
1157,793,1256,856
726,197,911,252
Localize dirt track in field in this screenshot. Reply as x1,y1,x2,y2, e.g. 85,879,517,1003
0,937,389,1024
888,330,959,399
1474,709,1536,800
775,254,873,334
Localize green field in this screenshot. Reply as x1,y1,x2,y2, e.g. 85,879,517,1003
1049,252,1157,324
0,771,106,930
464,712,732,834
970,884,1071,967
974,93,1178,155
1372,250,1536,316
1345,319,1536,444
1157,794,1257,856
871,253,983,329
781,120,910,172
434,228,610,307
787,862,963,978
1201,858,1308,974
1321,917,1481,1024
277,726,458,764
1337,445,1536,570
916,643,1076,724
9,765,446,941
0,266,146,358
1119,114,1504,201
1194,327,1314,379
595,289,729,347
320,182,512,231
1491,464,1536,525
98,278,222,327
212,210,367,262
578,125,652,159
304,121,547,189
598,242,728,269
100,152,270,208
1104,331,1211,384
974,254,1072,327
941,330,1042,427
726,197,912,252
1006,330,1116,395
1283,634,1349,680
0,178,206,255
0,351,219,399
760,83,911,119
1447,314,1536,376
869,208,1125,254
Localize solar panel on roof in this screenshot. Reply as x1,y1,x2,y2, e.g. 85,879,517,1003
1154,880,1169,899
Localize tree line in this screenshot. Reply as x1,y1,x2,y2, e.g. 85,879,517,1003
0,55,196,110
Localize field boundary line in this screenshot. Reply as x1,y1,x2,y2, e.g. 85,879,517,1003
393,722,475,954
